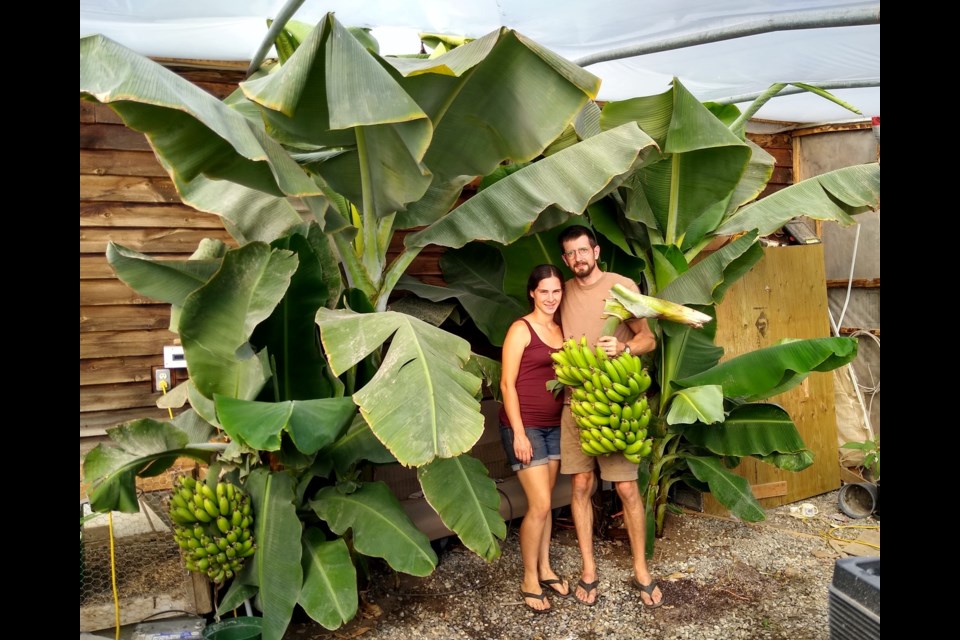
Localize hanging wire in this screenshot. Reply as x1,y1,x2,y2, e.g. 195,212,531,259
101,381,180,638
827,224,879,442
108,513,121,640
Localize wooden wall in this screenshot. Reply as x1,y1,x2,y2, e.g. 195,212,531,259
80,68,243,442
748,132,793,198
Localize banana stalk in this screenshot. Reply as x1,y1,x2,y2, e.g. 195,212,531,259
603,283,712,329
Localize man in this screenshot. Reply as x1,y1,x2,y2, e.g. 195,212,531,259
557,225,664,609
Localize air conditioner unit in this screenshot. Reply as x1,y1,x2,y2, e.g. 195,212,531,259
829,556,880,640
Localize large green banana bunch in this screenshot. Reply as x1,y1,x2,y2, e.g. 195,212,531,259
552,336,654,463
168,475,256,584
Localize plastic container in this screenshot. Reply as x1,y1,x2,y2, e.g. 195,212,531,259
837,482,879,519
132,616,205,639
202,617,263,640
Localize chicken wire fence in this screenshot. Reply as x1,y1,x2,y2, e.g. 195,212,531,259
80,464,212,632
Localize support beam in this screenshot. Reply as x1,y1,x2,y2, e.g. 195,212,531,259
573,5,880,67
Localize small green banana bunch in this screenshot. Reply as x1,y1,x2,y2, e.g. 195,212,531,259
168,476,256,584
552,336,654,463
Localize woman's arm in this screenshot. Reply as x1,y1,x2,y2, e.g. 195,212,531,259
499,320,533,465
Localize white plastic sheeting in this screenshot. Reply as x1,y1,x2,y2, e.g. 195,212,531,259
79,0,879,124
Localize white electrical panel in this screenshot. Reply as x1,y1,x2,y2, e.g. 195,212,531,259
163,345,187,369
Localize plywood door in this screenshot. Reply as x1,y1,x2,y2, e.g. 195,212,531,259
704,244,840,512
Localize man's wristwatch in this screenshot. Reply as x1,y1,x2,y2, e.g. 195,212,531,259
623,344,631,356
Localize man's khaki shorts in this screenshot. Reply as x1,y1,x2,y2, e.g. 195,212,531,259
560,406,639,482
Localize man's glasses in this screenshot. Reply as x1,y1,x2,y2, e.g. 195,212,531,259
562,247,593,259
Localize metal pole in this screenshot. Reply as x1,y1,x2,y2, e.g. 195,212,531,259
573,5,880,67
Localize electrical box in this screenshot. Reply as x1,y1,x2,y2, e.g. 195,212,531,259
163,345,187,369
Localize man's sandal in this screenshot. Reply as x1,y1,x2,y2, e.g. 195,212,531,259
539,578,571,598
575,578,599,607
630,576,664,609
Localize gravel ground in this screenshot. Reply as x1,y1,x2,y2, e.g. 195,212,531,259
285,489,880,640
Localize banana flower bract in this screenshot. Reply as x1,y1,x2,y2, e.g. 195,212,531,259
604,283,712,328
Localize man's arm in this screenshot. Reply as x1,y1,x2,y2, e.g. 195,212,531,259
623,317,656,355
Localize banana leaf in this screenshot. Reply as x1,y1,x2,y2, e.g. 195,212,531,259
716,163,881,237
245,469,303,640
679,403,813,471
649,244,686,293
252,22,404,195
169,409,218,444
665,385,725,425
599,87,674,148
393,176,476,229
601,81,752,250
105,243,221,306
299,531,358,630
657,311,723,407
395,243,526,347
417,455,506,561
171,172,304,243
82,419,217,513
755,449,815,472
499,224,577,301
465,354,503,403
685,456,765,522
311,482,437,576
390,29,600,180
179,243,298,402
216,582,258,617
327,416,396,475
251,229,339,401
317,308,483,466
658,231,762,305
80,36,317,195
724,140,777,216
405,123,658,249
673,337,858,401
215,396,357,454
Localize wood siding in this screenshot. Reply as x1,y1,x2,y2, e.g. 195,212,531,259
79,68,243,437
747,132,793,198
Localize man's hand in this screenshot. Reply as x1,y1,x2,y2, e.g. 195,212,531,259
596,335,622,358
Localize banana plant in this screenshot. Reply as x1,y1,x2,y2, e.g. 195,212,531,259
80,11,663,638
399,79,878,544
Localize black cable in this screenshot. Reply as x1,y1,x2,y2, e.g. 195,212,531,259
497,486,515,536
138,609,198,622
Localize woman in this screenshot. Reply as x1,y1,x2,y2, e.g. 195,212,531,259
499,264,570,613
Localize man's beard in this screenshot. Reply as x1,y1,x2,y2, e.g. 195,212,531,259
574,261,595,278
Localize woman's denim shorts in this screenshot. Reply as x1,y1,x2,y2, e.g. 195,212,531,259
499,425,561,471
